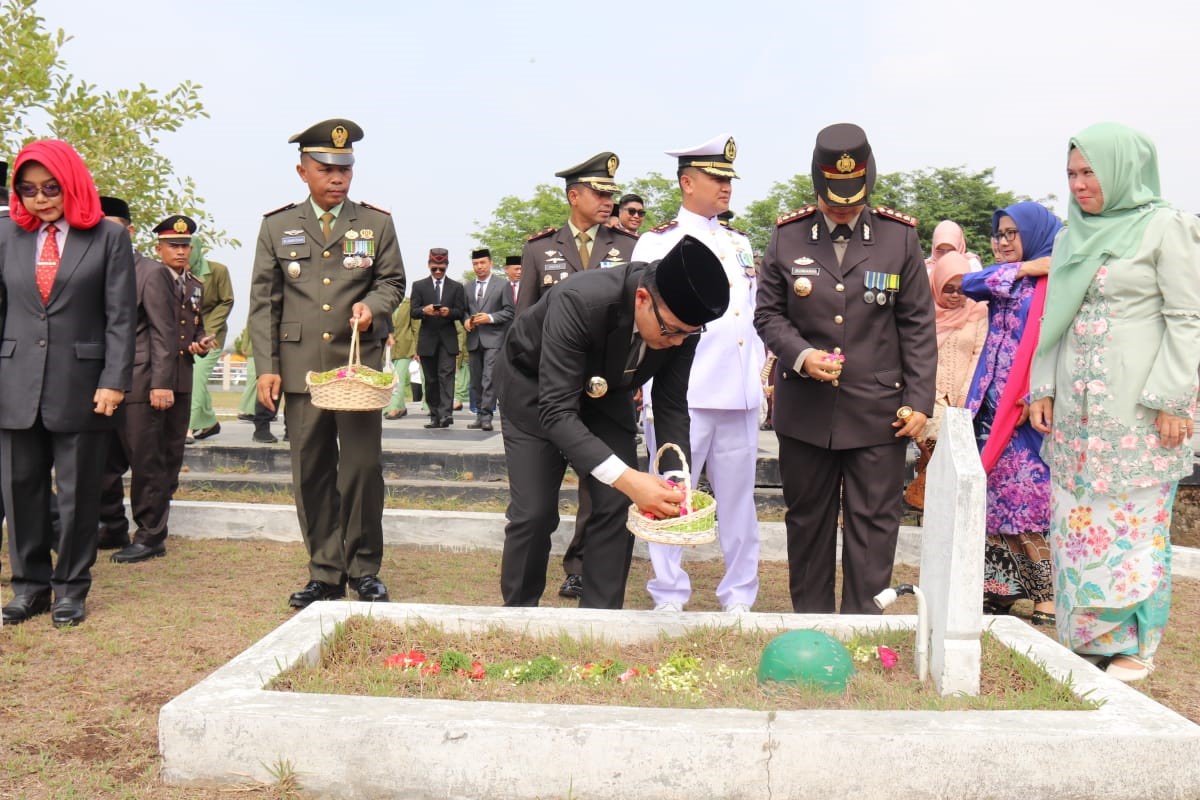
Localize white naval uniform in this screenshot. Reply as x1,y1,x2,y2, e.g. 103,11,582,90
634,207,764,610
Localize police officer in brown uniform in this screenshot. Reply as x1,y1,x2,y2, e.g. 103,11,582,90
754,123,936,614
249,118,405,609
515,152,638,315
102,214,215,563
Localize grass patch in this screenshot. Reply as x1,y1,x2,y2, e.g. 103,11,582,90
272,616,1097,712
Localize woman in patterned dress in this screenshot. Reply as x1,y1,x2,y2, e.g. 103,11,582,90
962,202,1060,624
1030,123,1200,682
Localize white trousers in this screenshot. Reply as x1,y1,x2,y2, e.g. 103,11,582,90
646,408,761,609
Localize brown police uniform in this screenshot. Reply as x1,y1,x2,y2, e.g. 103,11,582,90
754,124,936,614
248,119,405,601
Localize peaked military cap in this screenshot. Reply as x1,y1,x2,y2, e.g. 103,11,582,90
654,234,730,327
555,152,621,193
667,133,739,179
471,247,491,260
288,118,364,166
428,248,449,266
811,123,876,207
153,214,196,241
504,255,522,267
100,196,131,222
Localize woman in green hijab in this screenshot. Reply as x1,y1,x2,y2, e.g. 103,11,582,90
1029,123,1200,682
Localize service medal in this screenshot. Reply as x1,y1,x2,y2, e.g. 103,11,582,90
585,376,608,398
287,261,301,278
864,290,876,303
361,257,373,269
876,293,887,306
344,256,360,269
793,277,812,297
360,229,374,240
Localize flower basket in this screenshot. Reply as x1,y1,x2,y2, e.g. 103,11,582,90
305,324,396,411
626,443,718,546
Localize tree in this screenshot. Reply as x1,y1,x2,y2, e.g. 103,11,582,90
620,171,681,230
740,174,816,254
472,183,569,261
0,0,235,251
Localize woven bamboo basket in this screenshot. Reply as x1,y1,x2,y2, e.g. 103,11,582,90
626,443,718,546
305,324,397,411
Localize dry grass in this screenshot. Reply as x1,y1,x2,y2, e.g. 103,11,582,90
1,540,1197,798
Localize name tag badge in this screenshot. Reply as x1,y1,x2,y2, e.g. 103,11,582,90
791,267,820,276
281,235,305,246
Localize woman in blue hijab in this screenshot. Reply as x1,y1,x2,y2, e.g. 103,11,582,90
962,201,1062,625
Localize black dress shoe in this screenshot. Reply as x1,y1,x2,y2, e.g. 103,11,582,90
467,420,483,430
193,422,222,440
252,428,279,444
2,590,52,624
423,420,442,429
558,574,583,598
111,541,167,563
51,597,86,627
237,413,255,422
440,417,454,427
288,579,346,609
481,421,494,431
349,575,390,602
96,529,132,550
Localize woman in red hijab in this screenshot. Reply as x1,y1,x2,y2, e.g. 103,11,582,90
0,139,136,627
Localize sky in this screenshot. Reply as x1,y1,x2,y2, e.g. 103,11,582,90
34,0,1200,340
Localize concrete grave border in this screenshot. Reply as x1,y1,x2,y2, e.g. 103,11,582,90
160,602,1200,800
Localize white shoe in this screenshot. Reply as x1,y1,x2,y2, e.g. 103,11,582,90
724,603,752,614
653,602,682,613
1105,655,1155,682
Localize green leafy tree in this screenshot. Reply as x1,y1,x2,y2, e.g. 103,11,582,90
0,0,234,251
620,171,681,230
472,183,569,261
740,174,816,254
232,326,251,357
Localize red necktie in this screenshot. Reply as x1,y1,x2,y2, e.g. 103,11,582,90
36,225,60,304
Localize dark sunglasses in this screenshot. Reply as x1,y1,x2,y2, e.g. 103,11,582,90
648,292,705,338
941,285,964,296
429,267,447,273
623,207,646,216
15,182,62,198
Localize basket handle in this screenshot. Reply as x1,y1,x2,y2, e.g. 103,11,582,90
653,442,693,509
347,320,364,369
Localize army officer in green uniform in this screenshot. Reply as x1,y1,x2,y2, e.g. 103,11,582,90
249,118,405,609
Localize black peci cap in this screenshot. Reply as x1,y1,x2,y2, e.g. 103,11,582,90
811,123,876,207
504,255,522,267
288,118,364,166
100,196,131,222
654,235,729,327
471,247,491,260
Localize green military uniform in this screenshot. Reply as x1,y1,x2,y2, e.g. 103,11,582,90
188,239,235,433
454,320,469,407
384,297,420,416
249,118,405,604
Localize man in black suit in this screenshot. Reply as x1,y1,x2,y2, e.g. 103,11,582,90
464,247,514,431
0,142,136,626
495,235,729,609
98,212,214,565
410,248,466,428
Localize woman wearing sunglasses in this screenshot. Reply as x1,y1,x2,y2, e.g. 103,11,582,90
960,201,1060,626
0,139,135,627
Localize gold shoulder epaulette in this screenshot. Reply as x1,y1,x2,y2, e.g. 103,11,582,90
776,206,818,226
359,201,392,215
873,206,918,227
647,219,678,234
526,226,557,241
720,220,749,236
263,202,296,218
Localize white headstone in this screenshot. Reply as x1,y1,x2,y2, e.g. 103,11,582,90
919,406,986,695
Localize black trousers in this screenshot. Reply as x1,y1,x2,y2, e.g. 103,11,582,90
500,411,636,610
421,344,456,423
98,398,191,545
1,417,108,599
776,434,907,614
284,393,385,585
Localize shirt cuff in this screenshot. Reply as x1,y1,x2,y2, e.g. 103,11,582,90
591,455,630,486
794,348,813,378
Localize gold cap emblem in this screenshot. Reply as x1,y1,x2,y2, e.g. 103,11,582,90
836,153,856,174
606,155,618,176
173,219,189,233
724,137,737,162
331,125,349,148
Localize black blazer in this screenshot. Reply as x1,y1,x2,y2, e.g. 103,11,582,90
0,218,136,431
498,264,694,477
410,275,466,356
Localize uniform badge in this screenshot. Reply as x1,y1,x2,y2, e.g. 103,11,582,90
345,229,359,240
281,234,305,246
810,222,820,242
287,261,301,278
737,250,753,268
360,229,374,240
793,277,812,297
343,235,375,268
543,273,554,286
794,257,815,266
862,223,872,242
344,256,361,269
586,376,608,398
791,267,820,276
559,271,568,281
